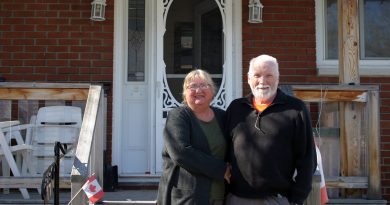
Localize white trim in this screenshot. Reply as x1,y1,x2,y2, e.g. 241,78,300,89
223,0,243,103
154,0,165,174
112,0,126,167
314,0,325,68
315,0,390,76
145,0,157,175
232,0,242,99
317,64,390,77
224,0,233,104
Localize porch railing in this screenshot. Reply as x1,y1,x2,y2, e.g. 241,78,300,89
305,171,321,205
70,84,104,204
0,82,104,204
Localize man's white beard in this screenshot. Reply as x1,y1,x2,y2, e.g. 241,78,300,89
251,86,277,102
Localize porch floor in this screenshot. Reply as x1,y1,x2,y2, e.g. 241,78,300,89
0,188,158,204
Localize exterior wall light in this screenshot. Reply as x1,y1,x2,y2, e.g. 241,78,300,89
248,0,263,23
91,0,106,21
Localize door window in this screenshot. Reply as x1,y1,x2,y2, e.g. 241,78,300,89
128,0,145,82
164,0,223,102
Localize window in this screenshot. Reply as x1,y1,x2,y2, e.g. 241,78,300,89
127,0,145,81
316,0,390,76
163,0,223,102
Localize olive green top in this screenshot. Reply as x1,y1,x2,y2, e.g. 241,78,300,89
198,117,226,200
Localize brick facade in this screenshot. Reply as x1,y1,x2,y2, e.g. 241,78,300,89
0,0,113,83
1,0,390,201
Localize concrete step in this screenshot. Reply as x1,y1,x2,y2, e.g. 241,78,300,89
327,199,387,205
0,188,157,204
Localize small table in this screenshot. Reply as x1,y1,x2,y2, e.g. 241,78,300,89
0,121,30,199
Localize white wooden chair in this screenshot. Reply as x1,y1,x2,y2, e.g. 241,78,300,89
1,123,34,175
29,106,82,177
0,121,34,199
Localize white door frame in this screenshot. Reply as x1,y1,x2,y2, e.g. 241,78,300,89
112,0,242,177
112,0,157,177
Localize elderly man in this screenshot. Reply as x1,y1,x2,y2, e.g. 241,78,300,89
225,54,317,205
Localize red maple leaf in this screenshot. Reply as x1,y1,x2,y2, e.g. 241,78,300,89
89,184,96,193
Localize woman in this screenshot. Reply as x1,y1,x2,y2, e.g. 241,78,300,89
157,69,230,205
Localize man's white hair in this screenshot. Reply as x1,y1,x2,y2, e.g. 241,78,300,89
248,54,279,76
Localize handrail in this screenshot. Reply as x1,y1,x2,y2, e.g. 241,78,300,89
0,83,104,204
70,85,104,204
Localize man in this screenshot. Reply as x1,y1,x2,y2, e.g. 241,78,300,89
225,54,317,205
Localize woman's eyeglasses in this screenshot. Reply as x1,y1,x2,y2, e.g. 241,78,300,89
186,83,211,91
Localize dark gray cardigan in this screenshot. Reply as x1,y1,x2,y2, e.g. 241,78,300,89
157,106,227,205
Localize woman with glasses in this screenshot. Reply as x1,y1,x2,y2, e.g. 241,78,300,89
157,69,231,205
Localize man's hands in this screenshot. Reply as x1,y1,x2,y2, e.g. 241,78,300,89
224,163,232,183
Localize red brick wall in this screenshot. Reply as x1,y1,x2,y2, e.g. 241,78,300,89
0,0,114,162
242,0,390,201
0,0,113,82
242,0,338,90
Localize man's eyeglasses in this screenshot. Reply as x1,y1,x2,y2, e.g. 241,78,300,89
186,83,211,91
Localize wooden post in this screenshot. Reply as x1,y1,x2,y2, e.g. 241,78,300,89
71,85,102,205
338,0,360,84
367,90,381,199
338,0,361,197
92,89,105,192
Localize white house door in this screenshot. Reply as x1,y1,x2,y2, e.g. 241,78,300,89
113,0,241,176
119,0,153,175
115,0,155,175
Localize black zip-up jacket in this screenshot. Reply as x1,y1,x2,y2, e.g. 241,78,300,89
225,89,317,204
157,106,227,205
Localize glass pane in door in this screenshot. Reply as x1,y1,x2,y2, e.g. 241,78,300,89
164,0,223,102
128,0,145,81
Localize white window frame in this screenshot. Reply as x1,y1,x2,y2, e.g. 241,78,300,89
315,0,390,76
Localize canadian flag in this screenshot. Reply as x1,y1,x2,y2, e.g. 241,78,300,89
82,174,105,204
316,145,329,205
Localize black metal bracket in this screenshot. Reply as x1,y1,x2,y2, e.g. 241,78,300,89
41,141,68,205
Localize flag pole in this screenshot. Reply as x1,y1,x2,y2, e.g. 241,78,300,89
67,186,84,205
68,173,101,205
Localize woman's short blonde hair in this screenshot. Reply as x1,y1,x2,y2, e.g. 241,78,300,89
182,69,216,105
